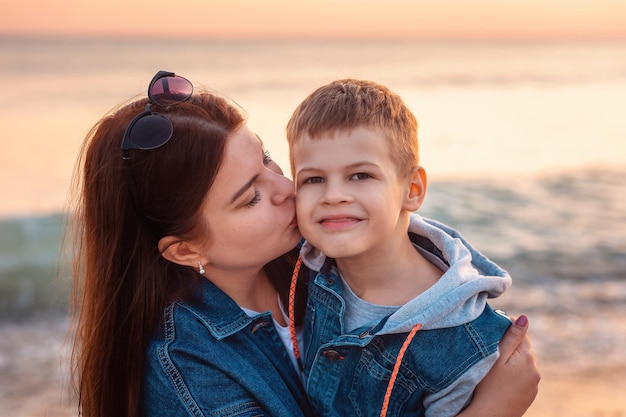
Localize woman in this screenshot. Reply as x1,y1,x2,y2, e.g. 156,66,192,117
69,71,539,417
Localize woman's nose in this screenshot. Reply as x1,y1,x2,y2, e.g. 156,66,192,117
270,171,295,205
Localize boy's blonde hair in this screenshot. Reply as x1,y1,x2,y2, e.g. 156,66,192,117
286,78,419,177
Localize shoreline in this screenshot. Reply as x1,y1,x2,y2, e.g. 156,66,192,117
4,362,626,417
2,314,626,417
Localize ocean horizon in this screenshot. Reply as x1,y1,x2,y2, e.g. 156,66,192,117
2,36,626,216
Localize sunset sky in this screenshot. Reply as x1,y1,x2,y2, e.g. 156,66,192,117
1,0,626,40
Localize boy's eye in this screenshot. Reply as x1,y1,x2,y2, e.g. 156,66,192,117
263,149,272,165
303,177,324,184
350,173,371,181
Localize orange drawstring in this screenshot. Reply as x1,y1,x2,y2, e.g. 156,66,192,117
380,323,422,417
288,255,303,369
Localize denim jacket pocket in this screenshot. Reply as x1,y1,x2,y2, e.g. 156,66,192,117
211,401,267,417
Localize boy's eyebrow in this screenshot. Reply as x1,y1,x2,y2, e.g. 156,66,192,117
345,161,380,169
297,161,380,172
231,174,259,204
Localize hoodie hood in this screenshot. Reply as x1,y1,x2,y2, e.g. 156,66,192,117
299,213,511,334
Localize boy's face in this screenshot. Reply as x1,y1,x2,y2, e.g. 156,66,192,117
292,126,419,260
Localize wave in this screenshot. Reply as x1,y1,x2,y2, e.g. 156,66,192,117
1,168,624,318
0,214,69,318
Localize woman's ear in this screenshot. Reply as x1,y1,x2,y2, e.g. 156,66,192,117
158,235,204,268
404,166,427,212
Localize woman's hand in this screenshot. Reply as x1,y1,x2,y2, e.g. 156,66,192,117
458,315,541,417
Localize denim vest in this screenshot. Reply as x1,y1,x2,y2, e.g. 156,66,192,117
141,278,314,417
300,262,511,417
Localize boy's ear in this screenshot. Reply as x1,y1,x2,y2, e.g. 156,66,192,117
404,166,427,212
158,235,205,268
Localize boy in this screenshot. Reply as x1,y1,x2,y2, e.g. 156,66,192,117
286,79,512,417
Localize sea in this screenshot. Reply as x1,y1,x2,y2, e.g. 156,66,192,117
1,36,625,414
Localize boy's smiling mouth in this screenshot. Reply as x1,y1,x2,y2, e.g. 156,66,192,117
319,215,362,231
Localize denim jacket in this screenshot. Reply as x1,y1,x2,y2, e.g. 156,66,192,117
141,277,314,417
297,214,512,417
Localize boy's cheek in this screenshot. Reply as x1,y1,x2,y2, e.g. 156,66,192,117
294,194,314,224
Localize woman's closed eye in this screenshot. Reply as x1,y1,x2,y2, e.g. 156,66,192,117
242,149,274,208
263,149,286,175
246,189,262,207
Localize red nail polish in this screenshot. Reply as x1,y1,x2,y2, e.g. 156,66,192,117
515,315,528,327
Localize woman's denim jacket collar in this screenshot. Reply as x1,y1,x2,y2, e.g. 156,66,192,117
141,277,313,417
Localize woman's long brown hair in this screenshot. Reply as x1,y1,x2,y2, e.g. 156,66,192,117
68,91,249,417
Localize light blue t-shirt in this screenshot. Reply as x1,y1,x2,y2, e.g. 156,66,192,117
341,244,449,332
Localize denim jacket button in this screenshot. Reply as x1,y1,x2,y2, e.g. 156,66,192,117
326,277,334,285
323,350,343,362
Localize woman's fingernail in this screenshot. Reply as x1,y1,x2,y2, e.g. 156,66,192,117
515,315,528,327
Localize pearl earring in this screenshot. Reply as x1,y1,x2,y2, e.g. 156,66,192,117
198,261,205,275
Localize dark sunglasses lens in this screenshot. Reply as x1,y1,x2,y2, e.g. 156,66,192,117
149,76,193,106
128,114,173,149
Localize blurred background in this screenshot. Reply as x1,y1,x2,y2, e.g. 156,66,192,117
1,1,625,416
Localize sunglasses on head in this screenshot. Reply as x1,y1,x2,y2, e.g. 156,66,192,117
121,71,193,222
121,70,194,160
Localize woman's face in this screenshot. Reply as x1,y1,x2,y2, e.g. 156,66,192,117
198,125,301,271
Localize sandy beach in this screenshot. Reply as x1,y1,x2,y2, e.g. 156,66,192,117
528,366,626,417
1,314,625,417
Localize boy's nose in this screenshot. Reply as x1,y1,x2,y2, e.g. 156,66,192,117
321,182,351,205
